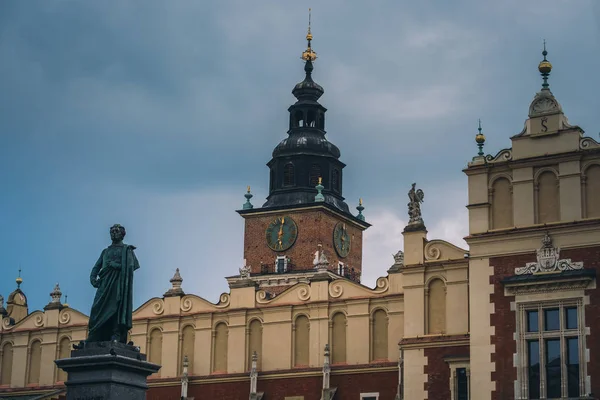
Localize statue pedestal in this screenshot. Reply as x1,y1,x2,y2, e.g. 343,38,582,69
55,341,160,400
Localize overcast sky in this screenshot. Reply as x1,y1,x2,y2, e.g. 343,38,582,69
1,1,599,314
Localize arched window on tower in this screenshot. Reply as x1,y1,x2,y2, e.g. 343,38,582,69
27,340,42,384
1,342,13,385
180,326,195,376
371,309,389,361
309,164,321,187
247,320,262,371
332,169,340,193
584,164,600,218
149,329,163,377
283,163,295,187
293,315,310,367
269,168,275,192
536,170,560,223
56,337,71,382
318,111,325,129
307,110,316,127
294,110,304,128
330,313,347,364
490,177,513,229
212,322,228,373
427,279,446,334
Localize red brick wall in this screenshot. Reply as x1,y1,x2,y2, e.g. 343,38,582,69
424,345,469,400
489,245,600,400
578,246,600,396
146,367,397,400
489,253,531,400
243,209,364,276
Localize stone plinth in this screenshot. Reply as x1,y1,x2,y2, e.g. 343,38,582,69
55,341,160,400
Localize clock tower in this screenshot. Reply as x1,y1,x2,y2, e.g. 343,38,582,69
234,19,370,294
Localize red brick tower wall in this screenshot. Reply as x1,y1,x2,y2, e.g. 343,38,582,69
243,209,363,276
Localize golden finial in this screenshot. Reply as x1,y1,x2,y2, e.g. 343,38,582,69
301,8,317,62
247,185,251,193
359,198,363,206
318,176,322,185
16,267,23,287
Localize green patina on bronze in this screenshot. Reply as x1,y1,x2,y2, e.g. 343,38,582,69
86,224,140,343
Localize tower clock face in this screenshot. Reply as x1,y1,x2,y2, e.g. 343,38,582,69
266,215,298,252
333,222,351,258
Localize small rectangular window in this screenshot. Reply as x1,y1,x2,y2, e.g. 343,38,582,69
456,368,468,400
277,258,286,273
527,310,539,332
544,308,559,331
360,393,379,400
565,307,578,329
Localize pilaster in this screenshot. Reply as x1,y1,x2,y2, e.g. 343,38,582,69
402,229,427,265
160,319,180,378
559,160,582,221
512,166,535,226
227,310,248,373
261,306,292,371
346,301,369,364
194,314,212,376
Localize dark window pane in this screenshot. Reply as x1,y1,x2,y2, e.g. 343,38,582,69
545,339,561,398
283,163,295,186
457,368,468,400
309,164,321,187
528,340,540,399
277,259,285,273
566,307,578,330
567,337,580,397
527,310,539,332
544,309,559,331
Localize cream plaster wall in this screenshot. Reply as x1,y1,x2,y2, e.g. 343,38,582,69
467,257,495,400
0,273,403,388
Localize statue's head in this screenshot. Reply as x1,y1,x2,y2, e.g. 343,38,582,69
110,224,126,242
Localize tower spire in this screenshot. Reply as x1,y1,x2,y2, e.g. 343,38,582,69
301,8,317,63
538,40,552,90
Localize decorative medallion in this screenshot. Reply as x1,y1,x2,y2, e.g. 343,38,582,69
514,232,584,275
333,222,351,258
266,216,298,252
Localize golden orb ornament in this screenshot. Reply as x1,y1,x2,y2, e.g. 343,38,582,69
538,60,552,74
475,132,486,144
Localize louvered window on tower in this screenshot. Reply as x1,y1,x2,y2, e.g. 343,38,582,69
283,163,295,186
309,164,321,187
332,169,340,192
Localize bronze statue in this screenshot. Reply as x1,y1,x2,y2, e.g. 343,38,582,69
407,183,425,226
86,224,140,343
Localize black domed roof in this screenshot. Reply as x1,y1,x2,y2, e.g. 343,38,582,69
272,131,340,158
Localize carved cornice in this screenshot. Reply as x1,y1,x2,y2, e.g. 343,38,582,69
504,276,594,296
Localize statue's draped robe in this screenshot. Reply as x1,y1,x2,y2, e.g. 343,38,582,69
87,244,140,342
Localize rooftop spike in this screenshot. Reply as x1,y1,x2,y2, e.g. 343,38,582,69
301,8,317,62
538,40,552,90
475,119,486,156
